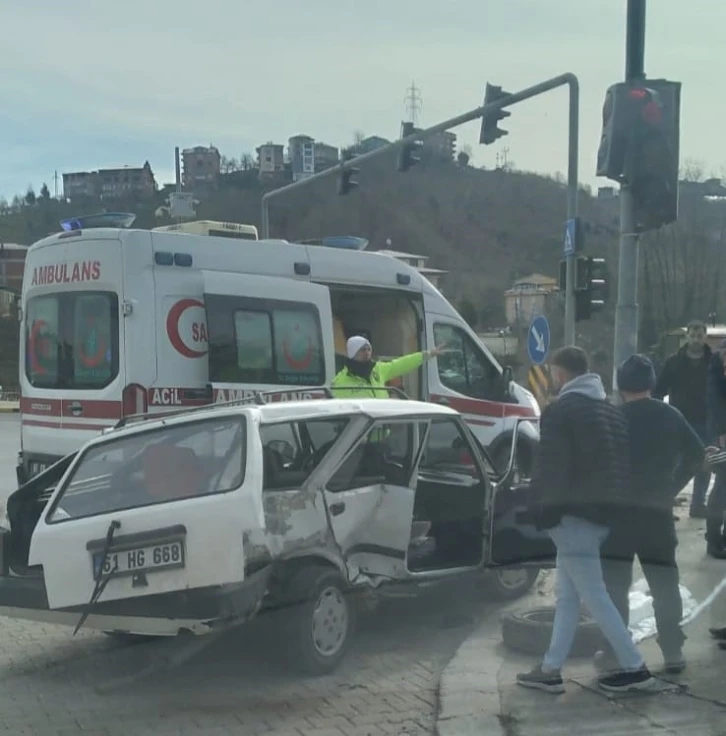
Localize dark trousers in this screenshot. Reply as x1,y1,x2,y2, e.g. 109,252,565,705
706,467,726,544
601,510,684,656
691,424,711,509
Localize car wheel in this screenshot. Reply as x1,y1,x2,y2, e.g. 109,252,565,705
491,439,533,483
484,567,539,601
501,606,602,658
287,566,354,676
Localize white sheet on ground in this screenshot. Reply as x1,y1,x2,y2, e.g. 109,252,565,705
628,577,698,643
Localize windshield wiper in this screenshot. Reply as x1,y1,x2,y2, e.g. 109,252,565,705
73,519,121,636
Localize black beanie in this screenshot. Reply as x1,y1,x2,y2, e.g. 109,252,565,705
617,354,656,393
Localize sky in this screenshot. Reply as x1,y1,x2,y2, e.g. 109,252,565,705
0,0,723,200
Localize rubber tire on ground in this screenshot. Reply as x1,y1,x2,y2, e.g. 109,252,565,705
285,566,355,676
501,606,602,658
484,567,540,601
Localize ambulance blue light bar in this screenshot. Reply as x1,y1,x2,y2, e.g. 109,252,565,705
60,212,137,231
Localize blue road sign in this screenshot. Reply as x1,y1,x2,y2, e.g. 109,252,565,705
528,314,550,365
564,218,577,256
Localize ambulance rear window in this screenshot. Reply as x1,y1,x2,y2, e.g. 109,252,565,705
25,291,119,389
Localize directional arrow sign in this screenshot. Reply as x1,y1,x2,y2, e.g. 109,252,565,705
528,314,550,365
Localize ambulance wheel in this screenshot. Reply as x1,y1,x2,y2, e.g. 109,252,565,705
484,567,540,601
288,566,354,675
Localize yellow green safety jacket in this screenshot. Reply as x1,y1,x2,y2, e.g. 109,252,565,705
331,352,425,399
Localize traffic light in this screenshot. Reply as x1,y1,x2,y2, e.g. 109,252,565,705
479,84,511,145
574,256,609,321
596,79,681,231
397,121,422,172
337,149,359,196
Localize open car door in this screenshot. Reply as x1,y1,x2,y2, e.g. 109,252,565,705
28,414,259,618
486,418,556,568
322,419,422,580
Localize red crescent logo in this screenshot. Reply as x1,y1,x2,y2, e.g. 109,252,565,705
77,316,106,368
282,336,314,371
166,299,208,358
28,319,49,375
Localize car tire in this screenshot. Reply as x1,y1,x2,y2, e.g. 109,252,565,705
501,606,602,658
484,567,540,601
286,566,354,676
491,438,533,483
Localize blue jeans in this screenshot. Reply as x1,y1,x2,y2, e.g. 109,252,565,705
691,424,711,509
543,515,644,673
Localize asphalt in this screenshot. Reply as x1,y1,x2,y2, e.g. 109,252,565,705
436,492,726,735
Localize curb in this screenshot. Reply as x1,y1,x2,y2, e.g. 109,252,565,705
0,405,19,414
435,603,521,736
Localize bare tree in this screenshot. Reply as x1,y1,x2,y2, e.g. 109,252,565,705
220,156,239,174
353,130,365,150
240,153,255,170
640,168,726,344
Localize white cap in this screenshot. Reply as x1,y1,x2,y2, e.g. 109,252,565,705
346,335,371,359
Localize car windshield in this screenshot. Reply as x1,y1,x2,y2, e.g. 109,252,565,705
46,417,245,522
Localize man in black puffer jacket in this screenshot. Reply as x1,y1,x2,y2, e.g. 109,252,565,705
517,347,655,695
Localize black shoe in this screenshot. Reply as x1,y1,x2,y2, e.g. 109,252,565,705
709,627,726,640
516,664,565,694
598,666,657,693
690,506,709,519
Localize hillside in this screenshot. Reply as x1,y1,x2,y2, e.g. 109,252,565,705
0,156,622,385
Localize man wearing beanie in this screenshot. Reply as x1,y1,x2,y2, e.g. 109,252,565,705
597,353,704,675
517,347,655,694
332,335,446,399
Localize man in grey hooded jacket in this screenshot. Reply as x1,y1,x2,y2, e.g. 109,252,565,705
517,347,656,695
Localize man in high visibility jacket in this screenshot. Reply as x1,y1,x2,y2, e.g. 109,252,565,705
332,335,446,399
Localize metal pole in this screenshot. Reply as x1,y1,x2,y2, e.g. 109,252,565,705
612,0,646,395
564,78,580,346
261,73,579,240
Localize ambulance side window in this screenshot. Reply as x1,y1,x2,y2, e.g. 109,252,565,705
206,295,326,385
433,324,498,400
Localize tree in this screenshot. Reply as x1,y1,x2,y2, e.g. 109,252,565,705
353,130,365,150
220,156,239,174
24,187,36,206
458,298,478,329
639,164,726,346
240,153,255,171
39,183,51,202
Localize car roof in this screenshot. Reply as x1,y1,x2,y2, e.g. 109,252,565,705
92,398,458,446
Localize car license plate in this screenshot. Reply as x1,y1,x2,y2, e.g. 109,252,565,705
93,540,185,580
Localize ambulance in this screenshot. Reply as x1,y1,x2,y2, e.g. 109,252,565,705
18,221,539,484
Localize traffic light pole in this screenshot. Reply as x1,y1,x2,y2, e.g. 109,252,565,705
612,0,646,395
261,73,579,241
564,79,580,347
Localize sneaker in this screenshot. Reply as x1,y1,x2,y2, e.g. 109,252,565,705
516,664,565,694
598,666,657,693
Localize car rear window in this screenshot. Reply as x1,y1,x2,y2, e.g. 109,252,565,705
25,291,119,389
46,417,245,522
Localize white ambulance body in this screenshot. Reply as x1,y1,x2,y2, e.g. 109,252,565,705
18,227,539,482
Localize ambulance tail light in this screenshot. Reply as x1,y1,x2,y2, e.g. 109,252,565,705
122,383,148,417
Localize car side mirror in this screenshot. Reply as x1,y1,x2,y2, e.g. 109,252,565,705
497,366,514,400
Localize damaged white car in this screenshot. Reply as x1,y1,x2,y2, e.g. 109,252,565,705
0,393,554,674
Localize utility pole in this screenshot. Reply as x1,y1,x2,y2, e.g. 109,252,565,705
612,0,646,391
